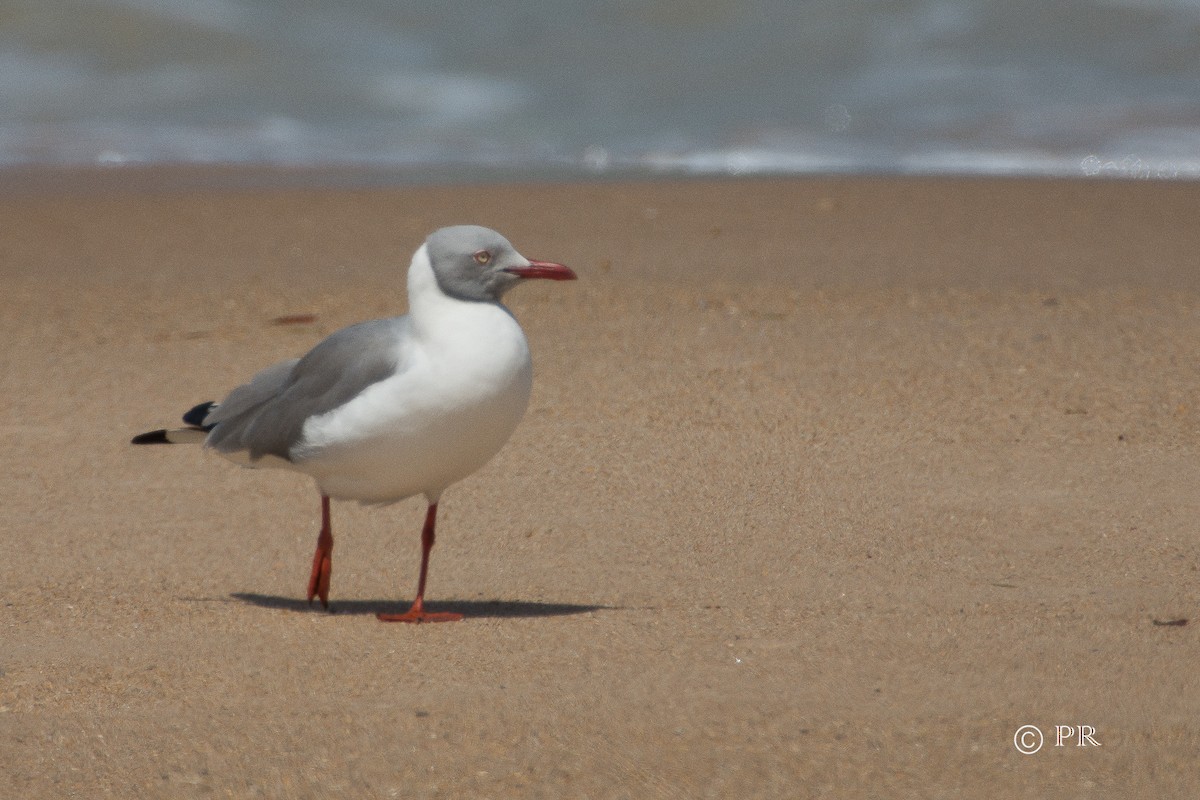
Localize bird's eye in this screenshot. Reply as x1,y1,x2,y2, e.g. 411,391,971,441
473,250,491,265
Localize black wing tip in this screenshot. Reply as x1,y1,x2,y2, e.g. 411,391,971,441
182,401,217,428
131,429,171,445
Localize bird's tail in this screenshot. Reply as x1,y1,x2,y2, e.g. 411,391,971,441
131,401,218,445
130,427,208,445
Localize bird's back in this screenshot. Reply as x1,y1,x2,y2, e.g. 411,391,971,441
204,317,409,463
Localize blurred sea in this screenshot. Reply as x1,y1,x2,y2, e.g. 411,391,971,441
4,0,1200,181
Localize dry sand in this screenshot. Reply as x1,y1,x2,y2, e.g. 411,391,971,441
2,171,1199,797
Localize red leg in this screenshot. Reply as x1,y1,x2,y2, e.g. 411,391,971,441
377,503,463,623
306,495,333,608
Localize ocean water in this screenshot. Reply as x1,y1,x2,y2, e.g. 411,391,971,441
3,0,1200,180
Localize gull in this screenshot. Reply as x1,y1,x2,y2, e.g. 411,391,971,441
132,225,576,623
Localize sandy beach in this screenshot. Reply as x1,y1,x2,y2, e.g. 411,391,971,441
2,171,1198,797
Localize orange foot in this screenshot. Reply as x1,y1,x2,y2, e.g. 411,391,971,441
377,599,463,624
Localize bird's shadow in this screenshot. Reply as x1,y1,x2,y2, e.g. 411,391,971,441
228,592,613,619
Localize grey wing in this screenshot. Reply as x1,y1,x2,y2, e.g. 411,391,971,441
203,358,300,427
205,317,409,461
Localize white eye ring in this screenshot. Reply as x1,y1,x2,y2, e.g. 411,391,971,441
473,250,491,265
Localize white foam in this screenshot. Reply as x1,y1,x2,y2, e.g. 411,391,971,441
3,0,1200,180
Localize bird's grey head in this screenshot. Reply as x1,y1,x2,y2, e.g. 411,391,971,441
425,225,576,302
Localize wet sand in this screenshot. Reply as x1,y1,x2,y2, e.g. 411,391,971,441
2,171,1199,797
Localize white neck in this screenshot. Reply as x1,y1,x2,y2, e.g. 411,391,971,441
406,245,442,311
405,243,516,339
406,244,461,332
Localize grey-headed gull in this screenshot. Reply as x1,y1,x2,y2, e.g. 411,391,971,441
132,225,576,623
